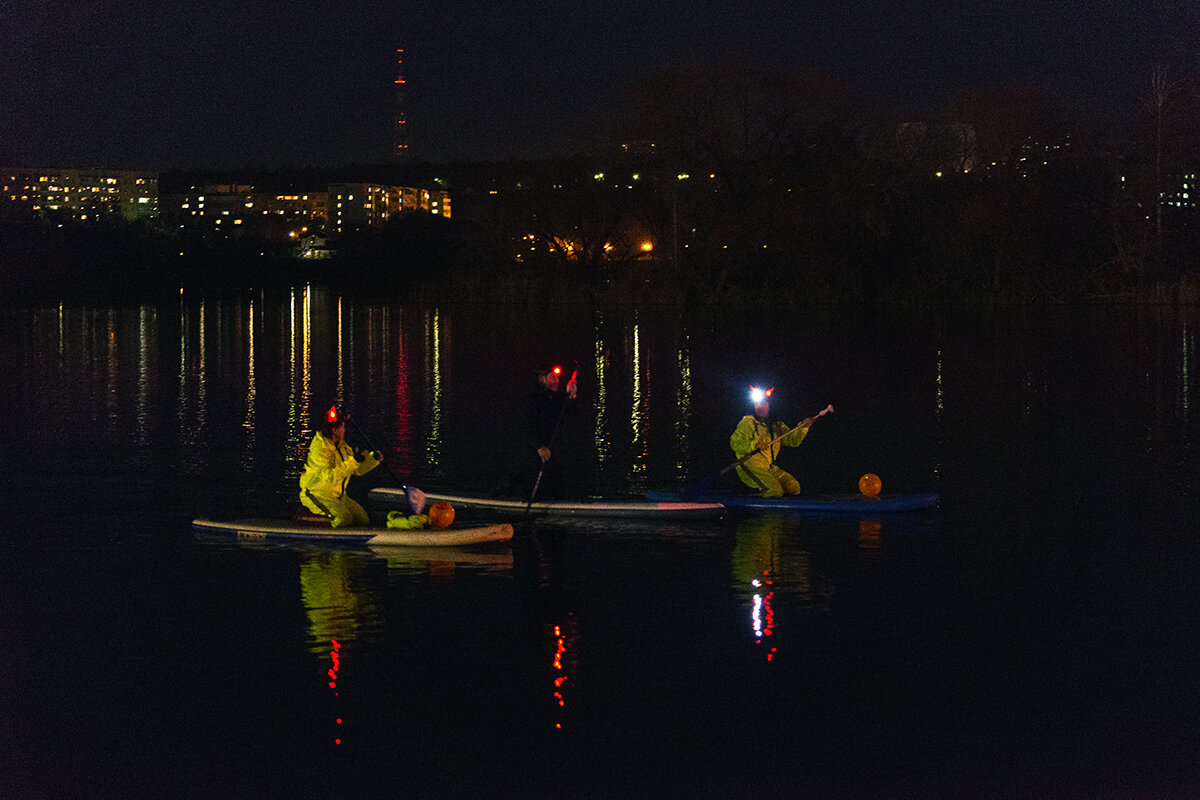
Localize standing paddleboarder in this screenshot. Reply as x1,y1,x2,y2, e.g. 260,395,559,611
494,362,578,501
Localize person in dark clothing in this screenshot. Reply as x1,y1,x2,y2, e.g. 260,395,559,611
494,362,578,500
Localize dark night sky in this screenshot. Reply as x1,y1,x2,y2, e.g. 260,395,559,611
3,0,1198,169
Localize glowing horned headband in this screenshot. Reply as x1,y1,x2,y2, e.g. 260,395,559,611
748,385,774,404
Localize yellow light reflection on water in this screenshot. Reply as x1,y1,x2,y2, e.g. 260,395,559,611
288,290,298,444
336,297,344,404
176,295,210,466
425,309,443,472
178,295,187,432
674,338,693,479
105,308,117,432
1182,322,1192,413
302,286,311,429
197,301,207,435
135,305,156,450
241,298,257,473
286,286,314,460
593,315,610,468
628,318,649,482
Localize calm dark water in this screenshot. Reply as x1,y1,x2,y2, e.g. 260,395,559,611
2,289,1199,798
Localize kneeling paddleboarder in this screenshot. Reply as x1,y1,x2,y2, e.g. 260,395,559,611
299,405,382,527
729,385,820,498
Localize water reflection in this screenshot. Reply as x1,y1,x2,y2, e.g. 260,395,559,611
593,313,610,472
135,306,151,448
240,299,257,474
285,287,313,461
326,638,345,746
298,551,383,652
392,308,416,478
10,300,1200,515
335,297,344,403
105,308,117,432
177,297,209,475
292,543,515,751
629,315,647,485
298,550,381,751
857,518,882,555
674,336,693,482
368,545,514,573
732,516,809,663
422,308,444,478
549,615,578,731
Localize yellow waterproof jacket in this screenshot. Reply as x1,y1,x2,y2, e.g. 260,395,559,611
299,432,380,499
730,415,808,471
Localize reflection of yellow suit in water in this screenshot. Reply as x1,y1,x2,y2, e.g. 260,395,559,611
729,415,808,497
299,431,381,527
299,552,379,651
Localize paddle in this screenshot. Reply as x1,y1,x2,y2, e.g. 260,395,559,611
527,366,578,512
679,404,834,499
348,417,427,513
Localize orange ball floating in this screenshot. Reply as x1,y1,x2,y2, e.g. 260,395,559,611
858,473,882,497
428,500,455,528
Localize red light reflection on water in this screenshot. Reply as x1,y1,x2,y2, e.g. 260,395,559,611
393,325,414,476
752,570,776,661
328,639,343,745
550,618,577,730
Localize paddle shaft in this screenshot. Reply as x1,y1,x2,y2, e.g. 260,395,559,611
347,417,426,512
527,368,577,511
348,418,399,482
722,404,834,475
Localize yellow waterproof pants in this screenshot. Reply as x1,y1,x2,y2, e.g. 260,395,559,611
300,490,370,528
736,463,800,498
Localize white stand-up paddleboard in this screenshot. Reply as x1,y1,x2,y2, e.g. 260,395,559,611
369,488,725,520
192,518,514,546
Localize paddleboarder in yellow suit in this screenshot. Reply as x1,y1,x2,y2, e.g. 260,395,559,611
299,407,382,527
730,386,814,498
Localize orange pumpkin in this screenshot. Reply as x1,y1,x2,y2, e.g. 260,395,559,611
858,473,882,497
428,500,455,528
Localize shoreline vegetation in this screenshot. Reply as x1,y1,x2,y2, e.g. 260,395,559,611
2,211,1197,308
7,63,1200,308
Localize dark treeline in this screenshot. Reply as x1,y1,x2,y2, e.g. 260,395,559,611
6,61,1200,306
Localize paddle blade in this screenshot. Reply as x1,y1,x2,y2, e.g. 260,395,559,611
406,486,428,514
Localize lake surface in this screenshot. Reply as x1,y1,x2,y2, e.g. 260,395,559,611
2,289,1199,798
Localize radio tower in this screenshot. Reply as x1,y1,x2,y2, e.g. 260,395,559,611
393,48,409,159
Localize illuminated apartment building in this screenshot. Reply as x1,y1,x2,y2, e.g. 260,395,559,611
328,183,451,233
398,186,451,218
1,167,158,221
328,183,392,234
265,192,328,237
167,185,327,238
172,184,255,235
430,190,450,218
